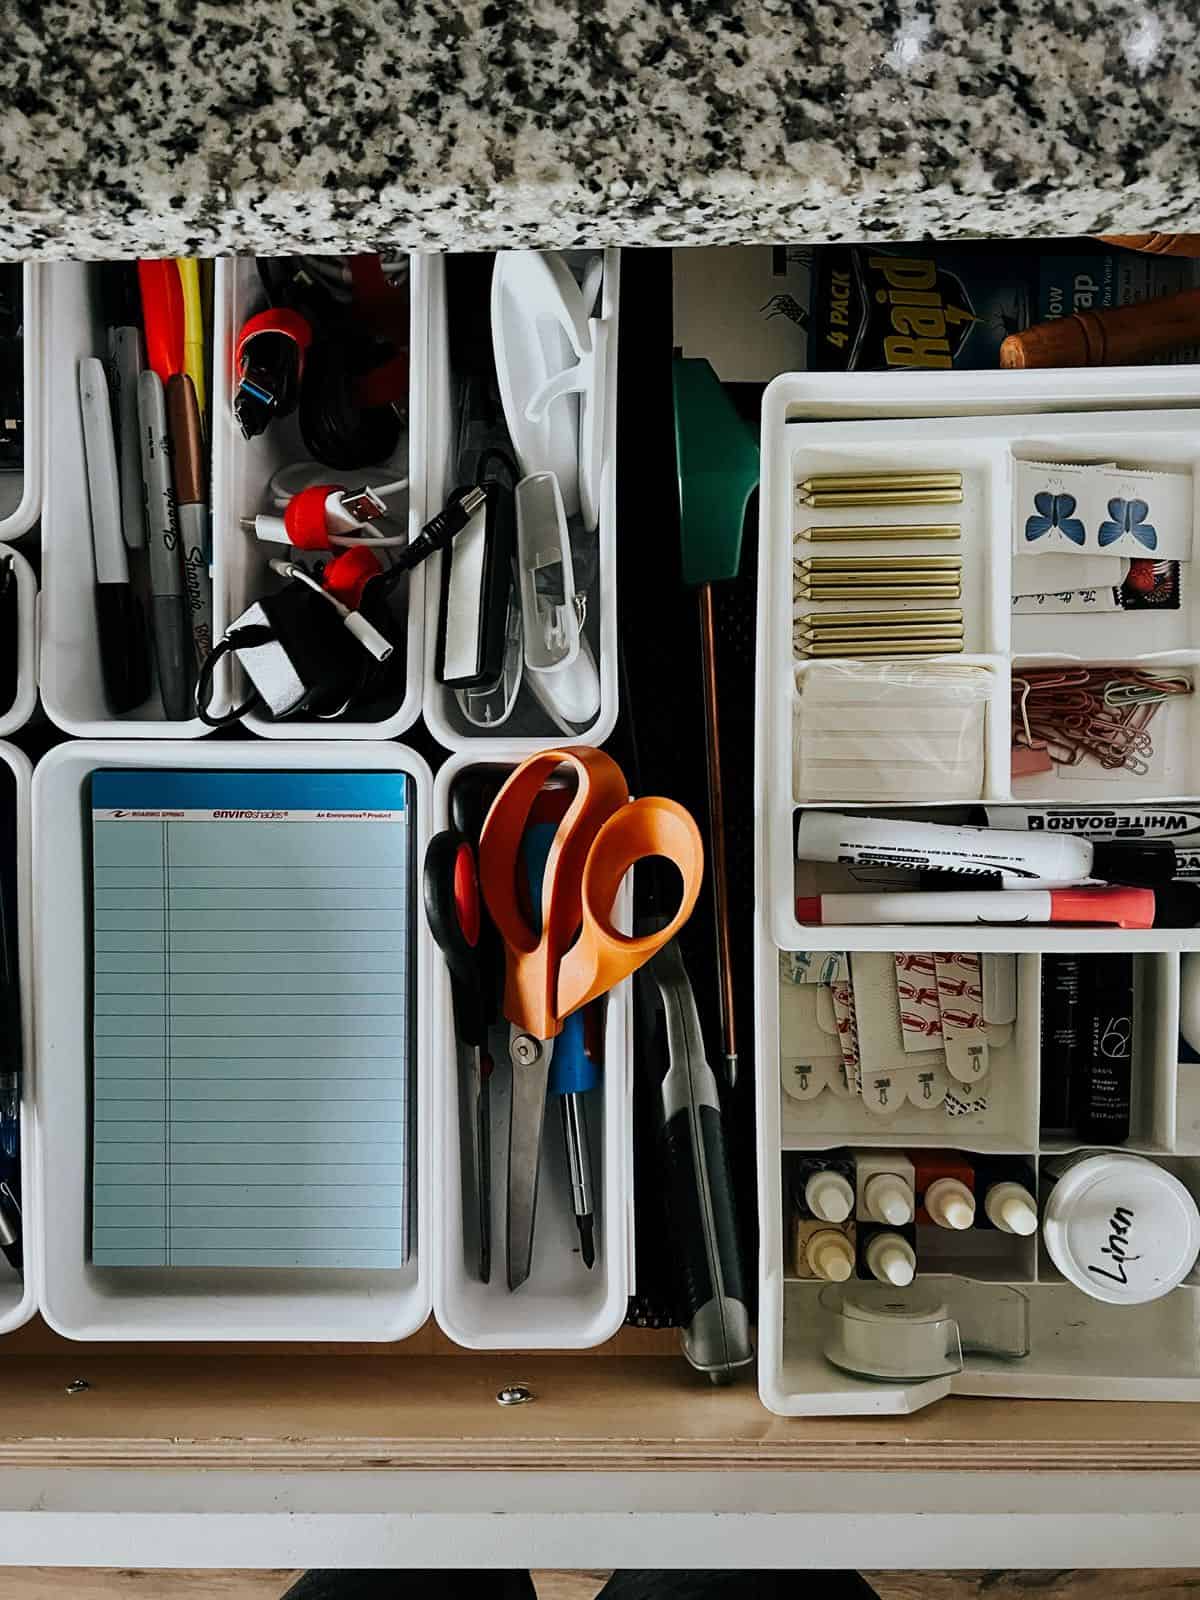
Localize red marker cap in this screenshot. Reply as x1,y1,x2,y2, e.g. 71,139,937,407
138,259,185,382
1048,887,1155,929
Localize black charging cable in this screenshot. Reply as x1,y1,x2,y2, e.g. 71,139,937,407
195,628,274,727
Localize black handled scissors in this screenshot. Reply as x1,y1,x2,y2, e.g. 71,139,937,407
424,828,494,1283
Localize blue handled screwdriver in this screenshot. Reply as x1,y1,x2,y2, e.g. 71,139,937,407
523,822,599,1269
551,1010,597,1269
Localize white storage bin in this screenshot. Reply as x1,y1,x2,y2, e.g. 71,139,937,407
758,939,1200,1414
430,750,632,1349
0,742,35,1334
761,374,1200,954
211,257,423,740
417,251,620,753
0,543,37,738
39,263,220,737
0,262,40,542
0,262,41,542
33,739,431,1341
756,366,1200,1415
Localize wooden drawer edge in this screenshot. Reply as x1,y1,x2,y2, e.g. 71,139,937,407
0,1355,1199,1473
0,1438,1199,1472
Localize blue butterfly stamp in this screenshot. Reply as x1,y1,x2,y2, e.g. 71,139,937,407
1098,497,1157,550
1014,458,1192,561
1024,490,1086,546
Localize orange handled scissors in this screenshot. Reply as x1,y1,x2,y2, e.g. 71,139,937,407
479,746,704,1289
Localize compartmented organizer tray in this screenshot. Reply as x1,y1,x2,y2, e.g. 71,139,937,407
0,262,41,543
32,740,433,1341
212,256,424,740
0,543,37,740
419,251,620,753
430,751,632,1350
755,369,1200,1415
40,263,224,736
761,371,1200,954
0,742,35,1336
38,253,618,746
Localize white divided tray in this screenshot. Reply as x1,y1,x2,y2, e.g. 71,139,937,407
0,263,40,542
0,543,38,739
0,263,41,542
759,371,1200,953
32,740,432,1341
211,256,423,739
755,368,1200,1415
40,262,222,737
0,743,35,1335
418,251,620,753
430,751,632,1350
757,941,1200,1414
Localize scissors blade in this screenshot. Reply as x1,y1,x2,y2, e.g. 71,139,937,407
507,1030,552,1291
476,1050,492,1285
463,1043,490,1285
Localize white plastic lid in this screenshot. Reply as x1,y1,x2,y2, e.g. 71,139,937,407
925,1178,975,1232
865,1231,916,1287
806,1171,854,1224
806,1229,854,1283
864,1173,915,1226
985,1181,1038,1237
1042,1154,1200,1306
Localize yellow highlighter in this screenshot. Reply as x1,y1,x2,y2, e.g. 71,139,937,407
174,258,206,421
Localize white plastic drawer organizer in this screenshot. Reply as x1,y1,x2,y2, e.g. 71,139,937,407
40,263,222,737
430,752,634,1351
33,741,432,1341
0,262,41,542
755,369,1200,1415
418,251,620,753
0,743,34,1335
40,257,422,738
213,256,423,740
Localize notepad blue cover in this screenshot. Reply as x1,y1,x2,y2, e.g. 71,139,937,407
90,770,414,1269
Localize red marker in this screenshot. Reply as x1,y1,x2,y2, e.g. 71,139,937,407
795,886,1157,929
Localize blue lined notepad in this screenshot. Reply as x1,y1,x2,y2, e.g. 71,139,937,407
90,770,414,1269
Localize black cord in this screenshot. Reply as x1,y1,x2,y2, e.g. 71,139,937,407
475,447,520,487
194,632,267,728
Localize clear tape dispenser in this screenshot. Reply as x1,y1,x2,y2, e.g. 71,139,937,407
820,1280,1029,1382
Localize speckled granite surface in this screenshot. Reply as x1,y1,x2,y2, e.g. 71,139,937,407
2,0,1199,257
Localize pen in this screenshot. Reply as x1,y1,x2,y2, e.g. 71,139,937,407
523,821,598,1269
550,1011,596,1268
175,258,206,420
101,263,146,554
166,372,213,669
78,358,149,712
137,370,192,720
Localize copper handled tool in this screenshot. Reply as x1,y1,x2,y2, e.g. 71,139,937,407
1001,287,1200,368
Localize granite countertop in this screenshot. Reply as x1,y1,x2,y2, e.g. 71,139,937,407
2,0,1198,257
